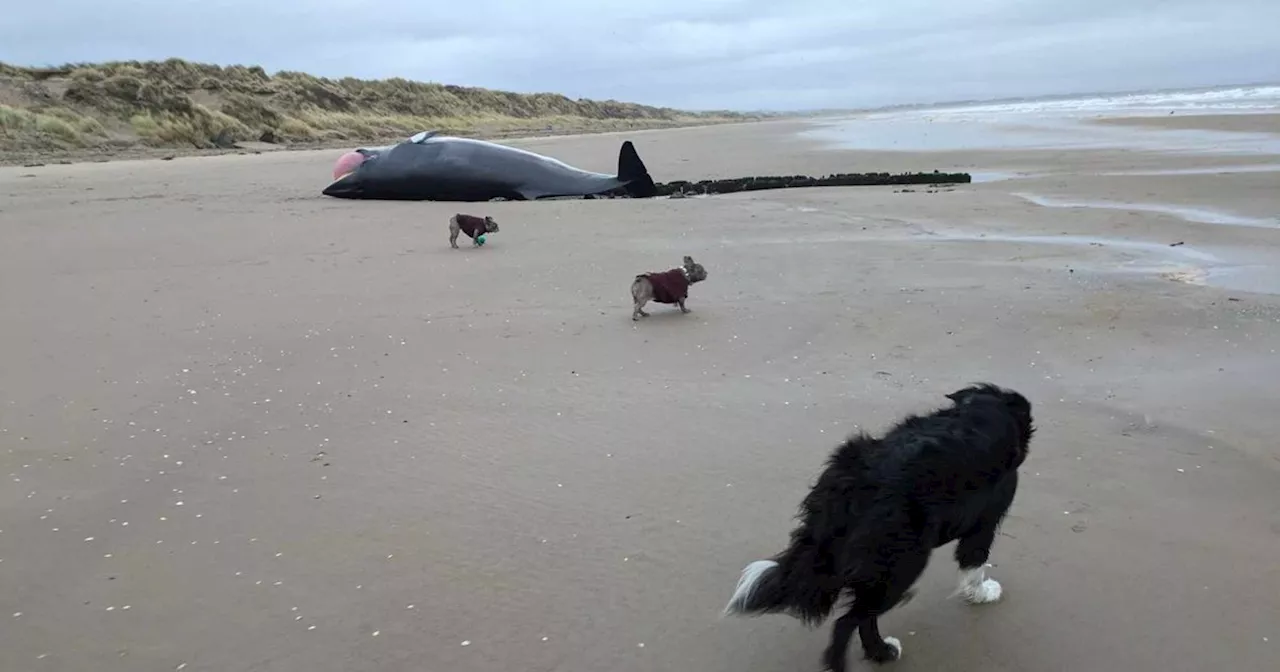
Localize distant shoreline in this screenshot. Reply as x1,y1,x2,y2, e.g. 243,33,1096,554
0,117,776,168
9,111,1280,171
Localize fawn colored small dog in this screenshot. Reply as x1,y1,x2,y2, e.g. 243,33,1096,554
631,255,708,321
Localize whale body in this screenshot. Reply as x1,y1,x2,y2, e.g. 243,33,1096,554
321,131,658,201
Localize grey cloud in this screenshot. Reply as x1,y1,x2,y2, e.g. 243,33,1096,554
2,0,1276,111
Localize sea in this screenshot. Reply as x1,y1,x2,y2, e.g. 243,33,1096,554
800,83,1280,155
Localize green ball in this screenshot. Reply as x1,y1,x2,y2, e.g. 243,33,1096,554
476,234,486,245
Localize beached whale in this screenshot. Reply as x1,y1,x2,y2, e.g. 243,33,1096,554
321,131,658,201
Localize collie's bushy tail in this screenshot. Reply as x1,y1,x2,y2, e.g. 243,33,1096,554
722,516,850,626
722,546,843,626
723,434,883,625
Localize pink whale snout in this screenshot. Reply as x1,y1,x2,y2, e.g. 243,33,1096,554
332,151,366,181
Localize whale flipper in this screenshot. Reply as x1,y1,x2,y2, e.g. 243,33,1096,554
618,141,657,198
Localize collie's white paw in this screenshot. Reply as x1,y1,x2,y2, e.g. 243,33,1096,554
965,578,1003,604
883,636,903,657
957,567,1004,605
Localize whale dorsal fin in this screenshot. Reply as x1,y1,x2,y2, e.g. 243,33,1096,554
408,130,442,144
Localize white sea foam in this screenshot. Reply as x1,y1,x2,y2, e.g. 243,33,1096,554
874,84,1280,121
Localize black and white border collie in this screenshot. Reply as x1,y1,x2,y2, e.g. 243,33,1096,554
722,383,1036,671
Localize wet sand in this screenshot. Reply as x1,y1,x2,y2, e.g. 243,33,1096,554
2,119,1280,672
1092,112,1280,135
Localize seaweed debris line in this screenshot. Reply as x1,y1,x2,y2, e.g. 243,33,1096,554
600,170,972,198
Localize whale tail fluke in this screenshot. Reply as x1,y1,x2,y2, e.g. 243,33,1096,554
618,141,657,198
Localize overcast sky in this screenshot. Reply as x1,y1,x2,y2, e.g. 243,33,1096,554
2,0,1278,111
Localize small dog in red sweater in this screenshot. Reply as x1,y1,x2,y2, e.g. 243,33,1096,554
448,213,500,249
631,255,708,321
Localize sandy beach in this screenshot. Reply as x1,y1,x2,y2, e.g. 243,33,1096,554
2,109,1279,672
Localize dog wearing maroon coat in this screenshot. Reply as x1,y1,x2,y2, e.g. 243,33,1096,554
631,255,708,321
448,213,499,248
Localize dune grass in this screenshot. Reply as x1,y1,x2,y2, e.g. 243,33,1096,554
0,102,111,149
0,58,755,160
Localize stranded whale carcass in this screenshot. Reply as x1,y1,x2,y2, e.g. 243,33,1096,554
321,131,658,201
